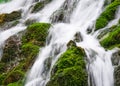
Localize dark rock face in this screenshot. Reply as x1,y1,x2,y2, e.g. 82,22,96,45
1,35,21,63
112,50,120,86
74,32,83,42
114,65,120,86
111,51,120,66
0,35,22,85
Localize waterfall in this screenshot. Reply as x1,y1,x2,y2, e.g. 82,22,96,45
0,0,119,86
25,0,115,86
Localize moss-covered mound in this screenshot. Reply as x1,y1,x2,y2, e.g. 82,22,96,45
47,41,88,86
0,22,51,85
95,0,120,30
31,0,52,13
0,11,21,29
0,11,21,25
22,23,51,46
100,25,120,49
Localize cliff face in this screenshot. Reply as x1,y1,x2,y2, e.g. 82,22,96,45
0,0,120,86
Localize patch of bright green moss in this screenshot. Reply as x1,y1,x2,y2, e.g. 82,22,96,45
47,45,88,86
22,23,51,46
95,0,120,30
100,25,120,49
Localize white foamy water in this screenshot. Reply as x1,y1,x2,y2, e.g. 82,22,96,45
25,0,115,86
0,0,118,86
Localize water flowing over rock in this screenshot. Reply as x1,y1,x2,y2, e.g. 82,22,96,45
0,0,120,86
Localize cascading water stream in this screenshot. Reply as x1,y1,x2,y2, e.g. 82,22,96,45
0,0,118,86
0,0,35,59
25,0,115,86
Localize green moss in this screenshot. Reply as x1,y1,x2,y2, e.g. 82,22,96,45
95,0,120,30
47,45,88,86
21,43,39,57
100,25,120,49
0,11,21,24
31,2,45,13
3,70,24,85
0,73,6,85
0,0,10,3
31,0,52,13
0,22,51,85
7,81,22,86
22,23,51,46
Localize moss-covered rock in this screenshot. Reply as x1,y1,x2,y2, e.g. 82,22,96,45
0,11,21,29
3,70,24,85
95,0,120,30
0,11,21,25
7,81,23,86
0,22,51,85
46,41,88,86
1,35,21,63
22,23,51,46
31,1,45,13
31,0,52,13
100,25,120,49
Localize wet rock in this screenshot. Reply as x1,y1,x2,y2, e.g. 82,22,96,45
50,0,79,23
24,19,37,26
114,65,120,86
74,32,83,42
0,11,21,29
42,57,52,77
1,35,21,63
67,40,76,48
111,51,120,66
31,0,52,13
50,9,65,23
0,11,21,24
31,1,45,13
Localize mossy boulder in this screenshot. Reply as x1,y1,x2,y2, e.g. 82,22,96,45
22,23,51,46
31,1,45,13
0,22,51,85
0,11,21,25
31,0,52,13
0,11,21,29
95,0,120,30
100,25,120,49
47,41,88,86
